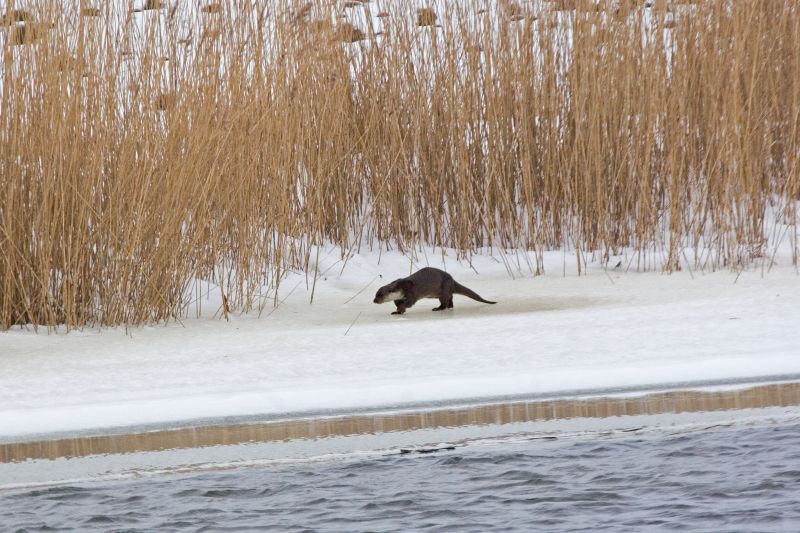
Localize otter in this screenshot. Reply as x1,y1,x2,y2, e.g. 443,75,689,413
373,267,497,315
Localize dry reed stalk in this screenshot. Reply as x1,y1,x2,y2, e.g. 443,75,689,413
0,0,798,330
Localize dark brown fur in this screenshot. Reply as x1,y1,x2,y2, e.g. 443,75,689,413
373,267,496,315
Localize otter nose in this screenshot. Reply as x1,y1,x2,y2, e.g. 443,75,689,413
373,297,379,303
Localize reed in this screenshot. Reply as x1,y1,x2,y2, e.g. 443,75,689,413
1,0,798,329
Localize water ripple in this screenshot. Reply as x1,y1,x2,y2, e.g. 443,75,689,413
3,422,800,531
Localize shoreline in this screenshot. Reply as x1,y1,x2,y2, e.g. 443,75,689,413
3,254,800,440
4,371,800,445
4,380,800,465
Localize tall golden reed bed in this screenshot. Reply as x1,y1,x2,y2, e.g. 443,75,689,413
1,0,798,329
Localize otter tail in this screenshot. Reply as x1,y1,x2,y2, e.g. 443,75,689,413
453,282,496,304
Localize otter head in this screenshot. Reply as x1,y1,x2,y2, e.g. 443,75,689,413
373,279,410,304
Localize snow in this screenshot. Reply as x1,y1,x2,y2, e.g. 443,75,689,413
1,245,799,440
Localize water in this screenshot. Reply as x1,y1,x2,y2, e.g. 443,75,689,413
3,421,800,532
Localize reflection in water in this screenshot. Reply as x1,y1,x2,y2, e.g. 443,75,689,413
2,382,800,463
2,420,800,531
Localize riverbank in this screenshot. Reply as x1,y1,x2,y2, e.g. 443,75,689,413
2,380,800,490
3,380,800,464
1,246,799,441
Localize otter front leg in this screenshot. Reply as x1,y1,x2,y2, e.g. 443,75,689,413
392,299,407,315
392,297,418,315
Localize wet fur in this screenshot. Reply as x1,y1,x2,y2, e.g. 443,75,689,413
373,267,496,315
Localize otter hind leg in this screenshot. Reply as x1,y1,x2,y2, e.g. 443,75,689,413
439,278,456,309
435,278,455,311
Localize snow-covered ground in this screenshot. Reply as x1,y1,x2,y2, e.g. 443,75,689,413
1,245,799,440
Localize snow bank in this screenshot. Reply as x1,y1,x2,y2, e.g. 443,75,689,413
1,246,799,439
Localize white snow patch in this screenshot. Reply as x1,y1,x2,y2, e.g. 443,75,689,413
1,245,799,439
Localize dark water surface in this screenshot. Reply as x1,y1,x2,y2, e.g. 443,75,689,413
3,421,800,532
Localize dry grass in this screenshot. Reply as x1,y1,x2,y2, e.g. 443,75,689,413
1,0,798,329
